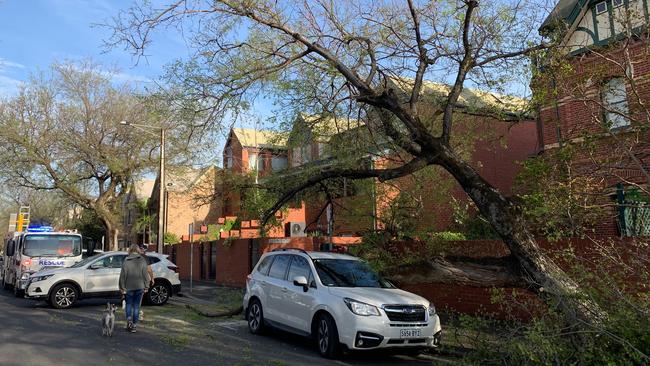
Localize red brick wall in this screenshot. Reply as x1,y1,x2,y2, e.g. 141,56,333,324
197,235,645,319
535,39,650,236
164,241,201,280
215,239,252,287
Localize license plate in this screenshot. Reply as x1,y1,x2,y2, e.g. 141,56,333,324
400,329,422,338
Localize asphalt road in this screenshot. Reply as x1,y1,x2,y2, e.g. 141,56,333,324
0,290,453,366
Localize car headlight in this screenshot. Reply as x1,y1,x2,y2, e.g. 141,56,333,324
344,298,380,316
31,274,54,282
21,272,33,281
428,303,436,316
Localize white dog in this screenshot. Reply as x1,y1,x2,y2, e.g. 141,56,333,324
101,303,116,337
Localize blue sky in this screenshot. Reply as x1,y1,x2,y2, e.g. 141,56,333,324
0,0,187,95
0,0,275,165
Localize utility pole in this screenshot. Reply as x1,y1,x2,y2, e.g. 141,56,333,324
158,129,165,254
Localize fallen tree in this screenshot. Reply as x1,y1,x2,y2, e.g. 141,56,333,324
108,0,603,326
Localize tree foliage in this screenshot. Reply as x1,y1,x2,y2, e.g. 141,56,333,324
0,60,163,249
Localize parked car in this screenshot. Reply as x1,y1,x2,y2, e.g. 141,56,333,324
243,249,442,358
25,251,181,309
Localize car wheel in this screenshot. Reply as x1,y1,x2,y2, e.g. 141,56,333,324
50,283,78,309
247,299,265,335
316,313,341,359
147,281,170,306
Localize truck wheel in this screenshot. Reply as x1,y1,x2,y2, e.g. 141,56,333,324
13,284,23,298
2,277,11,291
50,283,78,309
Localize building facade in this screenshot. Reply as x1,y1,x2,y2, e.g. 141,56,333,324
537,0,650,236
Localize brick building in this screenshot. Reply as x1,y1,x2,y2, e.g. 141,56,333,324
537,0,650,236
285,80,539,237
119,178,155,247
149,165,222,242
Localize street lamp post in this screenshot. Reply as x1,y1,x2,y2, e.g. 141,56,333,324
120,120,166,254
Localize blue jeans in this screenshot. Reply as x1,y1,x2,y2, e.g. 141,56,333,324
125,289,144,325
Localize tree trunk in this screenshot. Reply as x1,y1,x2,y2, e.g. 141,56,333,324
435,143,602,325
101,218,120,251
386,255,528,288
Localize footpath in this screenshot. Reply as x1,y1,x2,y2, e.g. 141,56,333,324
171,279,244,317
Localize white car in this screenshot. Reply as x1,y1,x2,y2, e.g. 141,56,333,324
243,249,442,358
25,251,181,309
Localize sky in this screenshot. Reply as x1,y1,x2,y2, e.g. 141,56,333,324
0,0,184,95
0,0,273,165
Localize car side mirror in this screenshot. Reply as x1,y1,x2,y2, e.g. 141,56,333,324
89,263,102,270
293,276,308,292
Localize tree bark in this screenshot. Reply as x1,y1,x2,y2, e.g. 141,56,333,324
101,218,120,251
434,142,603,325
385,255,528,288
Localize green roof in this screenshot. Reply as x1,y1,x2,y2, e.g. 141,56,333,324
540,0,585,32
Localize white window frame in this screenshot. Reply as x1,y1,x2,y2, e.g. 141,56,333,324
225,146,233,169
248,153,264,171
602,77,630,130
612,0,623,8
595,1,608,14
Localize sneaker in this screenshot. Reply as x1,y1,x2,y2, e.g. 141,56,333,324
130,324,137,333
126,320,133,331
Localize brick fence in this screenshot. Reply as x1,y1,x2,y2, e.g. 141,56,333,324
162,236,646,319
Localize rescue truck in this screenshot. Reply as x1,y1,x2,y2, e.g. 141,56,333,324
1,226,87,297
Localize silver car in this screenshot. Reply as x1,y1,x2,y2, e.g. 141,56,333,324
25,251,181,309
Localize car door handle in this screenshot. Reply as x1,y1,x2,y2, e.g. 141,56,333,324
281,287,288,292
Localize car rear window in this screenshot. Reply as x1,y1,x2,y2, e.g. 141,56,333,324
268,255,290,280
146,256,161,265
256,255,274,275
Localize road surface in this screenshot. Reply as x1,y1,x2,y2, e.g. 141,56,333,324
0,290,453,366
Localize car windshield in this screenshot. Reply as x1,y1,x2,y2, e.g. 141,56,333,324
313,259,395,288
70,253,104,268
23,235,82,257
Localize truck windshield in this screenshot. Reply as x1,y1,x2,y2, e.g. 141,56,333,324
313,259,395,288
23,235,82,257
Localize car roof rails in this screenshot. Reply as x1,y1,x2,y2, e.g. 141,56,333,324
271,247,312,258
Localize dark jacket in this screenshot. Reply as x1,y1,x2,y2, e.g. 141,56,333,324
119,253,149,292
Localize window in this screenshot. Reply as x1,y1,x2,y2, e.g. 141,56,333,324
23,235,82,257
146,255,161,265
268,254,291,279
271,156,288,171
248,153,264,171
317,143,330,160
313,259,394,288
225,147,233,169
256,255,274,275
300,145,312,163
612,0,623,7
595,1,608,14
291,148,302,167
287,255,312,282
99,254,127,268
602,78,630,130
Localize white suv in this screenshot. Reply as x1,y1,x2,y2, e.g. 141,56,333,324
243,249,442,358
25,251,181,309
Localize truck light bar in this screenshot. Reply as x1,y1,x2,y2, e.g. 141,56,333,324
26,226,54,232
